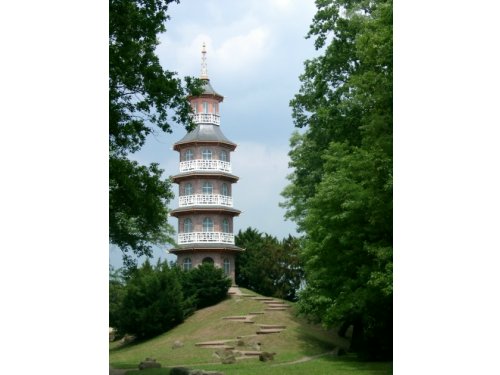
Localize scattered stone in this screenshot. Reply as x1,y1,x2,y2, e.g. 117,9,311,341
259,352,276,362
138,358,161,370
189,370,224,375
120,334,135,344
215,349,236,364
252,342,261,351
172,340,184,349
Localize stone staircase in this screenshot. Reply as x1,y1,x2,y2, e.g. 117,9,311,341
194,288,292,362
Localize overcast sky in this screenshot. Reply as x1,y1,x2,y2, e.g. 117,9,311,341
109,0,321,268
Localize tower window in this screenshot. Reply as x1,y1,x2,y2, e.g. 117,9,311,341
192,103,197,114
202,182,213,194
202,148,212,160
221,183,229,196
183,257,192,271
222,218,229,233
183,218,192,233
184,149,193,161
223,259,230,275
184,183,193,196
203,101,208,113
203,217,213,232
220,150,228,162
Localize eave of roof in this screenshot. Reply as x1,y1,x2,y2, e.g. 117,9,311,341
170,206,241,217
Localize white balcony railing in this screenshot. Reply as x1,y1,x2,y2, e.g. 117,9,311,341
179,194,233,207
179,159,232,173
178,232,235,245
190,113,220,125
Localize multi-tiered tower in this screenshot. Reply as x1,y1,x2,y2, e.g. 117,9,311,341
170,44,243,284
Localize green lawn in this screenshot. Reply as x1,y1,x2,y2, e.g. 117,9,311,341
111,288,392,374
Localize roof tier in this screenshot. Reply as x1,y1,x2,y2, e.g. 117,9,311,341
171,171,239,184
170,206,241,217
170,244,244,254
173,124,236,151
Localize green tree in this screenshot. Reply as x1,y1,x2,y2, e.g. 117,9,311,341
109,0,202,266
181,263,232,309
235,228,304,301
282,0,392,360
115,259,185,339
109,266,126,329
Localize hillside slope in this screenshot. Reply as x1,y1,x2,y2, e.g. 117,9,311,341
109,287,350,369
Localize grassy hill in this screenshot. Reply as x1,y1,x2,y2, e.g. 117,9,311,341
109,288,392,374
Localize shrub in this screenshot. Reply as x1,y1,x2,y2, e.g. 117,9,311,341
182,263,231,309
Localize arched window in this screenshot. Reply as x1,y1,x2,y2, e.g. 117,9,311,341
203,102,209,114
223,259,230,275
183,257,192,271
184,149,193,161
183,218,192,233
222,218,229,233
202,148,212,160
202,181,213,194
220,150,228,162
192,103,197,114
221,183,229,196
203,217,213,232
202,257,214,265
184,182,193,196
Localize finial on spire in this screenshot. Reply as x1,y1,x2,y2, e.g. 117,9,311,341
200,42,208,80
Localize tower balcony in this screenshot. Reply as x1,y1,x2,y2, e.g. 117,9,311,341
179,194,233,207
178,232,235,245
190,113,220,125
179,159,232,173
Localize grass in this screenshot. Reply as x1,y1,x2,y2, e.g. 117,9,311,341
110,287,392,374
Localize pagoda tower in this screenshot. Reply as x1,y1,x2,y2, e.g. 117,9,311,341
169,44,244,284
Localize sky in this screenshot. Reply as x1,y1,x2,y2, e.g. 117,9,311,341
109,0,320,268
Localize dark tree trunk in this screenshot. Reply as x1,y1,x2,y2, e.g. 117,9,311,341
349,318,365,353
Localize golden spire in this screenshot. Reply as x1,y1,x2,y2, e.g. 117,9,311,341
200,42,208,80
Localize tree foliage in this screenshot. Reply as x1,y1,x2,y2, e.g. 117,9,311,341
181,263,232,309
235,228,304,301
114,260,186,339
109,0,202,266
111,260,231,338
282,0,392,360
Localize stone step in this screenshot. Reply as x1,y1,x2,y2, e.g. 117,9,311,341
195,340,233,346
265,307,287,311
236,351,262,357
256,328,284,334
258,324,286,329
248,312,265,315
267,304,290,308
252,297,275,301
222,316,250,320
198,344,235,349
262,300,284,304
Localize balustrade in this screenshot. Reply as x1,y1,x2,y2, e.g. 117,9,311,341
179,194,232,207
179,159,232,173
190,113,220,125
178,232,234,244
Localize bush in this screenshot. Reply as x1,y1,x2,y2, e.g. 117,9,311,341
115,260,185,339
181,263,231,309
